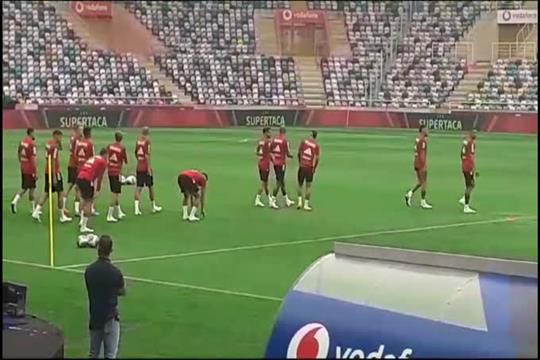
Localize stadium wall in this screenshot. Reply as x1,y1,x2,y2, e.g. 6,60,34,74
2,106,537,134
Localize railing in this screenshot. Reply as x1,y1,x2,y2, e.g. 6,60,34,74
447,100,538,112
516,23,537,43
491,42,537,61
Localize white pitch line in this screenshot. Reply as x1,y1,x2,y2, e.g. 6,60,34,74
2,258,282,303
57,215,537,270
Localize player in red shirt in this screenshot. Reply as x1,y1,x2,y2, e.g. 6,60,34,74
405,125,433,209
178,169,208,222
74,127,95,216
459,130,478,214
106,132,128,223
11,128,38,214
297,130,320,211
76,148,108,233
254,127,276,208
134,127,162,215
32,130,72,223
64,126,83,214
270,126,295,208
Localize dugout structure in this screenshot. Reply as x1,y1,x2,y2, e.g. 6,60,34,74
266,243,537,358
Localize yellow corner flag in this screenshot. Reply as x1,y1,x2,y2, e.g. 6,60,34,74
47,155,55,268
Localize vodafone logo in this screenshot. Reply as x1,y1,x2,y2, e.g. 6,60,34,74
287,323,330,359
74,1,84,14
502,10,511,21
282,9,292,22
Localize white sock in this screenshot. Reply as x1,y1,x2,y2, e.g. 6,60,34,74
304,200,310,207
190,206,198,218
116,205,124,215
268,195,273,203
62,197,67,210
74,201,80,214
135,200,140,212
12,194,21,205
407,190,413,197
59,208,67,219
152,200,157,208
91,204,96,213
32,201,36,212
256,194,261,201
81,216,88,228
298,196,303,204
285,195,291,202
182,206,188,218
34,204,42,215
421,199,427,205
107,206,114,218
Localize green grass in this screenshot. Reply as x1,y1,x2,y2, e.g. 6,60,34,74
3,127,537,357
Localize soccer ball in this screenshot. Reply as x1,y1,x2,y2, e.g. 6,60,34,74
77,234,100,248
120,175,136,185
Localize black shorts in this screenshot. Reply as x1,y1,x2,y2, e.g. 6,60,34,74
44,173,64,193
136,171,154,187
297,167,314,186
463,171,475,187
67,166,78,184
178,174,199,196
76,178,94,200
274,164,286,182
259,168,270,182
109,175,122,194
21,173,37,190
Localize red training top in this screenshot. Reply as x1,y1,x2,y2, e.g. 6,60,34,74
298,139,320,170
271,134,290,167
414,135,427,170
256,138,272,170
181,170,207,188
19,136,37,175
461,138,476,172
68,135,81,168
107,142,128,176
135,137,150,172
44,139,61,175
75,138,94,170
78,156,107,182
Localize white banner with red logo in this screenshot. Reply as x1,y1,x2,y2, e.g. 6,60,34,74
497,9,537,24
276,10,326,26
71,1,112,18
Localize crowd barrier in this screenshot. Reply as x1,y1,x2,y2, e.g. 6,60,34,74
2,105,537,134
265,243,537,358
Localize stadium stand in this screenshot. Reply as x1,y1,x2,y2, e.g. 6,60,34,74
461,59,538,111
2,0,171,105
126,1,303,105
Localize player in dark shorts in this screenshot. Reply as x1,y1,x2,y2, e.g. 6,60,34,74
459,130,478,214
11,128,37,214
405,125,432,209
254,127,275,208
178,170,208,222
297,131,320,211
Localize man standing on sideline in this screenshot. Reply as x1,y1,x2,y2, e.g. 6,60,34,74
11,128,38,214
85,235,125,359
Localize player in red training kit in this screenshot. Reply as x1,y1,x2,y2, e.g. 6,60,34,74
297,130,320,211
106,132,128,223
254,127,276,208
11,128,38,214
178,169,208,222
134,127,162,215
76,148,108,233
64,126,83,214
405,125,433,209
271,126,295,208
74,127,95,217
459,130,478,214
32,130,72,223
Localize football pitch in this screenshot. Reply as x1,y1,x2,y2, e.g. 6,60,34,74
2,127,537,357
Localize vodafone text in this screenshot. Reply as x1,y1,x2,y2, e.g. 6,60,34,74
336,345,413,359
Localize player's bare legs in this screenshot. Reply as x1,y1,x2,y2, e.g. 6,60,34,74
256,181,272,208
74,188,81,216
148,186,162,213
11,189,36,214
460,174,476,213
134,187,142,215
107,193,126,223
187,193,201,222
406,171,432,208
32,192,71,223
80,198,94,232
303,183,313,211
272,180,294,207
181,194,191,220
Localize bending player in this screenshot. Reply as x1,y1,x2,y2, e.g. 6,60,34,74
177,169,208,222
134,127,162,215
32,130,72,223
64,126,82,215
459,130,478,214
297,130,320,211
405,125,432,209
254,127,276,208
76,148,108,233
74,127,95,216
106,132,128,222
11,128,38,214
271,126,295,207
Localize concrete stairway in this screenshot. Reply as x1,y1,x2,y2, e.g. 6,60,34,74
140,59,192,104
255,10,279,55
326,12,352,57
446,61,491,106
295,56,325,106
